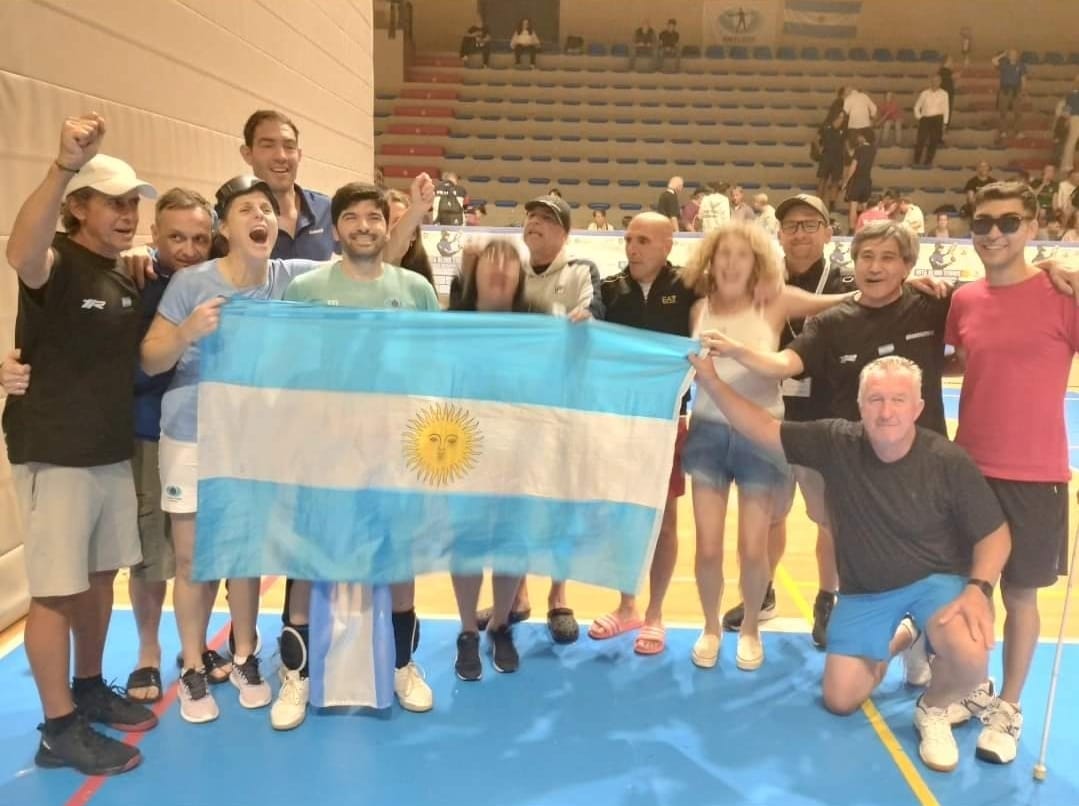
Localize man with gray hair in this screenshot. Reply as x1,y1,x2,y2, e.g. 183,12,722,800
686,350,1011,774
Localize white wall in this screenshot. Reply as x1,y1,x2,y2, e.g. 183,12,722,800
0,0,377,627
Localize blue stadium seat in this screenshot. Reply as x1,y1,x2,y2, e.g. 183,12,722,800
1045,52,1065,65
474,154,494,160
791,162,814,169
507,116,526,122
742,182,761,189
641,101,661,108
700,139,723,146
645,159,665,165
560,135,582,141
557,156,581,163
619,203,644,211
674,159,694,166
615,158,638,165
444,154,465,160
731,46,749,59
497,177,521,183
670,119,691,125
588,179,611,186
588,43,607,57
849,47,870,61
897,48,917,62
533,155,552,162
703,160,724,167
667,102,687,108
920,49,941,62
587,157,609,163
614,100,633,107
469,198,486,207
672,138,693,145
588,203,611,210
611,44,629,57
618,179,641,187
535,99,555,105
682,46,701,58
825,47,845,61
563,100,582,106
586,135,607,141
793,46,813,60
873,48,894,62
762,161,783,168
494,200,517,208
502,155,523,162
533,134,554,141
771,183,793,190
467,176,491,183
728,139,749,146
538,81,557,88
536,116,554,123
527,178,548,185
557,178,582,185
449,133,468,139
706,46,726,59
1069,53,1079,65
753,46,773,60
647,180,667,187
614,136,635,143
508,98,528,104
1021,50,1040,64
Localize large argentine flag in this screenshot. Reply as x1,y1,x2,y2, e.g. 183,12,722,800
782,0,861,38
194,300,695,596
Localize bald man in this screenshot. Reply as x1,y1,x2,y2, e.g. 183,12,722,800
587,212,698,654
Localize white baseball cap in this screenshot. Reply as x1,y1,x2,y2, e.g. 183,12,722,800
65,154,157,199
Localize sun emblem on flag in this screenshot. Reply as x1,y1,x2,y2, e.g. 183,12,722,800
403,402,483,486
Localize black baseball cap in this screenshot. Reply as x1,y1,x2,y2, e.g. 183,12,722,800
214,175,279,220
524,195,572,232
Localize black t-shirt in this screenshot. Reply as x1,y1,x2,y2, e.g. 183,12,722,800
782,258,852,422
634,27,656,46
656,189,680,221
788,285,950,434
851,143,875,180
434,181,467,225
781,420,1005,594
964,175,996,195
820,127,845,164
3,234,140,466
659,30,679,49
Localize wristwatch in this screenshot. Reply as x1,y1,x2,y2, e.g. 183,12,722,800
967,578,994,599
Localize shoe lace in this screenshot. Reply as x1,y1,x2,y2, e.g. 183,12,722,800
235,655,264,686
278,670,306,706
984,703,1021,736
918,705,954,744
182,668,210,699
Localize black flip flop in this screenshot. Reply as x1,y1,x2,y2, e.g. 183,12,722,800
546,607,579,644
125,667,163,704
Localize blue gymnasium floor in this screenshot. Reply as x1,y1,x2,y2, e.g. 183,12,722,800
0,613,1076,806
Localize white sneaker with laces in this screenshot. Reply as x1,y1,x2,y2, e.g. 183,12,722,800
394,661,434,712
271,669,310,731
976,699,1023,764
913,697,959,772
946,679,995,725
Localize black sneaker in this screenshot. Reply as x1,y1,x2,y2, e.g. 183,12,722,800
812,591,836,649
721,583,777,632
202,649,230,684
489,625,519,674
73,680,158,732
455,631,482,681
36,715,141,776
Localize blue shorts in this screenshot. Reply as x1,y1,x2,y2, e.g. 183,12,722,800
683,417,791,492
827,574,966,662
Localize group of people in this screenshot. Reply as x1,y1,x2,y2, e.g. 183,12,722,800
3,109,1078,782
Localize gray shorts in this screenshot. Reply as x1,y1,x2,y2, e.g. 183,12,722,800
14,461,142,597
131,439,174,582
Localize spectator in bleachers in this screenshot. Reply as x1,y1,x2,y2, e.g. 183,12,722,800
656,176,683,229
548,187,563,199
459,16,492,68
696,183,732,233
588,209,615,231
875,92,902,147
386,188,435,287
843,86,878,146
630,20,657,71
893,195,926,235
433,172,468,226
962,161,997,218
465,202,487,227
1031,164,1059,215
816,114,847,211
1055,167,1079,224
730,186,755,223
938,55,959,133
1062,210,1079,242
658,18,681,72
931,212,955,239
511,18,540,69
855,191,897,232
1058,74,1079,172
913,73,949,167
681,187,705,232
991,48,1027,141
824,86,847,128
843,132,877,232
752,193,779,237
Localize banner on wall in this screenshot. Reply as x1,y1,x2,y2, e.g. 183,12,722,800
703,1,781,45
781,0,862,39
421,227,1079,296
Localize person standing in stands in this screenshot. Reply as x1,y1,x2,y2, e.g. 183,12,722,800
913,73,950,167
991,48,1027,142
433,172,468,226
658,19,681,71
843,132,876,233
843,87,878,146
656,176,683,230
938,55,960,135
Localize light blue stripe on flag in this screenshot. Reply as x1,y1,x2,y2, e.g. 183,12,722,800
194,300,695,596
786,0,861,13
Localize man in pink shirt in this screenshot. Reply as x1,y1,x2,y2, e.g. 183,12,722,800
944,180,1079,766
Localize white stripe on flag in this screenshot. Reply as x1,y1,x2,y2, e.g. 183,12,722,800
199,383,676,510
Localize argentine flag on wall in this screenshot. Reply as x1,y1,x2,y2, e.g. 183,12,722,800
194,300,694,595
783,0,861,38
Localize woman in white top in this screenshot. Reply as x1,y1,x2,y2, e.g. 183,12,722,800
680,222,851,672
587,209,615,231
511,18,541,68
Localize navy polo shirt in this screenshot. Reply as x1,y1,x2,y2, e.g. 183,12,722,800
998,60,1026,90
271,186,337,261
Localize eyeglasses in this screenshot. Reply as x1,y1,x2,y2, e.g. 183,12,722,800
970,215,1032,236
780,220,825,234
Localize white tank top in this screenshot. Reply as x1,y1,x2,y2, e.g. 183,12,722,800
693,302,784,423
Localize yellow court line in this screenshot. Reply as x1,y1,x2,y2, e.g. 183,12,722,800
774,565,942,806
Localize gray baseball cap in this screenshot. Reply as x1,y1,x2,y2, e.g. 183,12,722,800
775,193,830,224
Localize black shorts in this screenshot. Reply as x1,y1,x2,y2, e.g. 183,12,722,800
845,177,872,204
987,478,1069,589
817,161,843,182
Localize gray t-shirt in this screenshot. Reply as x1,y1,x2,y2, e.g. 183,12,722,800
780,419,1005,594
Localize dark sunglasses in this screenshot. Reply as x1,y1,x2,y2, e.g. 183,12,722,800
970,214,1031,236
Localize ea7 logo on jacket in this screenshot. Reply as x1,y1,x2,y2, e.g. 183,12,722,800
81,299,106,310
661,295,679,304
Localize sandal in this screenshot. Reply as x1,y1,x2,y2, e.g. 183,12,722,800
634,624,667,656
203,649,232,684
125,666,163,703
588,612,644,640
547,607,579,644
476,607,531,632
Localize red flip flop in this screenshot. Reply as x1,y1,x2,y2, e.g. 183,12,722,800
588,611,644,640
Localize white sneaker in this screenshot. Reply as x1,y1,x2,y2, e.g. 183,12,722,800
913,697,959,773
735,633,764,671
271,669,310,731
946,679,995,725
903,629,932,687
394,662,434,712
230,655,272,709
691,632,721,669
178,668,219,724
976,699,1023,764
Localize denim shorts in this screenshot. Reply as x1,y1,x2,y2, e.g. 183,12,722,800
682,417,792,492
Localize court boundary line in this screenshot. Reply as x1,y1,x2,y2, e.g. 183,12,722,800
775,564,942,806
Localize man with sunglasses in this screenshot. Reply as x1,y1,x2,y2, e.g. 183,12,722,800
944,181,1079,766
722,195,851,645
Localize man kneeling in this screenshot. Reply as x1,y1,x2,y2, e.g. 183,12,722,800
688,352,1011,773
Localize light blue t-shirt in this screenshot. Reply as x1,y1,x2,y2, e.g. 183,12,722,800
157,258,320,442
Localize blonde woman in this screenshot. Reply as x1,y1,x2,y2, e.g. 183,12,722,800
681,222,852,671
